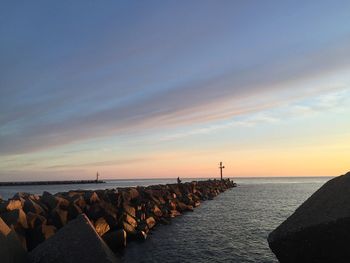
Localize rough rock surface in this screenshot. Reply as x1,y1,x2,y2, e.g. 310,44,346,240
268,171,350,263
0,179,236,258
0,216,28,263
102,229,127,252
29,214,119,263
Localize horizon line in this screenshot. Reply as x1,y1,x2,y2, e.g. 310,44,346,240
0,175,339,183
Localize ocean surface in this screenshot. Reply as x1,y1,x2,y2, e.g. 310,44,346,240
0,177,332,263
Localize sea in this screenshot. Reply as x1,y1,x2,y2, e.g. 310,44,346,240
0,177,332,263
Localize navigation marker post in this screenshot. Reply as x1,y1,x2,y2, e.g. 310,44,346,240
219,162,225,180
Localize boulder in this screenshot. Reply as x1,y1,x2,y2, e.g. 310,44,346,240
41,224,56,240
99,202,118,229
13,227,27,251
152,205,162,217
40,192,57,210
146,217,156,229
170,210,181,217
0,200,22,212
67,203,82,221
0,216,28,262
123,204,136,218
26,224,56,251
29,214,119,263
84,192,100,204
136,230,147,240
100,201,118,218
7,200,23,211
136,210,146,222
102,229,127,251
95,217,110,236
1,209,28,229
86,203,104,221
23,199,45,215
67,191,83,198
25,211,55,250
121,188,139,202
137,221,149,234
71,195,86,209
50,207,68,228
168,200,177,211
54,196,70,209
176,201,192,212
268,171,350,263
123,221,137,237
26,212,47,229
124,213,137,228
26,227,45,251
129,188,139,200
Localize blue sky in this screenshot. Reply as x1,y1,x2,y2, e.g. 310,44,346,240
1,1,350,180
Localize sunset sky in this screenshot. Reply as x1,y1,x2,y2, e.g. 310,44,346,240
1,1,350,181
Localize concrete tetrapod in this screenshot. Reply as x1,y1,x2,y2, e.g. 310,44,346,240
0,216,28,263
268,171,350,263
29,214,119,263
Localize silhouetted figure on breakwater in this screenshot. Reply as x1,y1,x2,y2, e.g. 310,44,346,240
177,177,182,184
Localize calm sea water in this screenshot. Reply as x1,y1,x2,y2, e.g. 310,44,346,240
0,177,332,262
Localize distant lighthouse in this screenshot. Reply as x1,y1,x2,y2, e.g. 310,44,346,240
96,172,99,183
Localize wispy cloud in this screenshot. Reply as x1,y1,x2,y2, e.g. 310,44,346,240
45,157,150,169
160,113,280,141
160,86,350,141
2,46,350,156
1,1,350,158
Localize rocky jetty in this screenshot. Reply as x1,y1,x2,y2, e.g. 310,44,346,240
268,171,350,263
0,179,235,262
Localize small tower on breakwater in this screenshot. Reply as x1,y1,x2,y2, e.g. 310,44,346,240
95,172,99,183
219,162,225,180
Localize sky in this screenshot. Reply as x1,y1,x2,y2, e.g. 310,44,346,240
1,1,350,181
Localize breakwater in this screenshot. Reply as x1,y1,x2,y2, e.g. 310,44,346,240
0,180,105,186
0,179,236,262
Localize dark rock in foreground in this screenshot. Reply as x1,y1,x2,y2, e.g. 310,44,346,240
29,214,119,263
268,171,350,263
